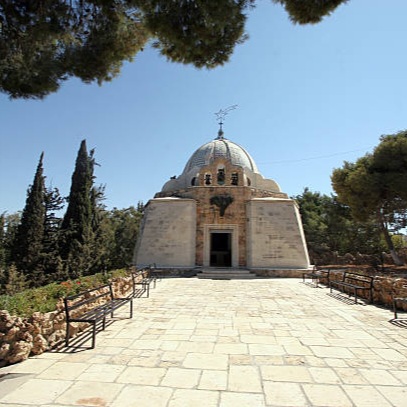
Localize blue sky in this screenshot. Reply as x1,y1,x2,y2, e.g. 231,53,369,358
1,0,407,214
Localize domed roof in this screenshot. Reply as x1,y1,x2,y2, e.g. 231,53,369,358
159,130,283,194
182,133,259,174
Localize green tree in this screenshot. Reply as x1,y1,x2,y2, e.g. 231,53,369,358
80,201,142,272
332,131,407,265
40,187,66,283
106,206,142,269
273,0,348,24
88,184,111,273
294,188,329,253
295,188,385,264
0,213,5,272
60,140,95,277
4,263,27,295
295,189,349,262
0,0,148,99
0,0,348,99
136,201,145,212
11,153,46,284
0,212,21,268
138,0,250,69
0,214,6,290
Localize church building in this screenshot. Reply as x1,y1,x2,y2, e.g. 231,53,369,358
133,127,310,276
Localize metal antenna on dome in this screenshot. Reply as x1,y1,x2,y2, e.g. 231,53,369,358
214,104,238,139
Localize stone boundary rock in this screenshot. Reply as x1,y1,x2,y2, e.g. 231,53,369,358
0,275,134,367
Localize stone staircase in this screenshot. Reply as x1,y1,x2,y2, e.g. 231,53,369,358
197,268,258,280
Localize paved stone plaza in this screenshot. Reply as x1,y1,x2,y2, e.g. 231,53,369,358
1,277,407,406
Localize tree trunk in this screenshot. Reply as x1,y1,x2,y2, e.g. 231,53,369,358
378,211,404,266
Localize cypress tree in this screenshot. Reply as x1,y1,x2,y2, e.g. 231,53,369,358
89,183,109,273
60,140,95,277
1,212,20,270
0,213,5,272
11,153,46,285
41,187,65,283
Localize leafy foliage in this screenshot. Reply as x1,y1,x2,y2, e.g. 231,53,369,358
294,188,385,264
138,0,252,68
0,268,128,316
0,212,20,272
0,0,148,99
0,214,5,271
1,0,348,99
4,264,27,296
102,207,142,269
273,0,348,24
332,131,407,265
41,187,66,283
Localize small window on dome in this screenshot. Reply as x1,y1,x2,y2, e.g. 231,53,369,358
217,168,225,185
231,172,238,186
205,173,212,185
247,177,251,186
191,177,197,186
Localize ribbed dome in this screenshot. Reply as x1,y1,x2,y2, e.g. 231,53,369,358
159,132,282,194
182,136,259,174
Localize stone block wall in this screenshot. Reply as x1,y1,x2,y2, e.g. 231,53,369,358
134,198,196,268
246,198,310,269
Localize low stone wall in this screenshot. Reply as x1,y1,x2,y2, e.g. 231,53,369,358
144,268,198,278
1,273,406,367
254,269,305,278
0,276,134,367
314,270,407,308
373,276,407,307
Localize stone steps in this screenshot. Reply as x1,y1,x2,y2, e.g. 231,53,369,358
197,268,258,280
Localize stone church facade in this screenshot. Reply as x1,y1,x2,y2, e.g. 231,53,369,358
133,130,310,274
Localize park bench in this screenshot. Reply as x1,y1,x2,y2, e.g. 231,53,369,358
392,284,407,319
302,268,331,287
329,271,374,304
149,263,162,282
145,264,158,288
64,283,133,349
130,265,156,298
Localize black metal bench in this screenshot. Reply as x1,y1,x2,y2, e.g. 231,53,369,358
302,268,331,287
64,283,133,348
144,264,157,288
149,263,162,282
392,284,407,319
329,271,374,304
130,266,155,298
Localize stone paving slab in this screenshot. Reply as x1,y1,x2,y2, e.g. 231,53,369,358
1,277,407,406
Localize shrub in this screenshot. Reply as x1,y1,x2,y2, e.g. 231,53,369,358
0,269,128,317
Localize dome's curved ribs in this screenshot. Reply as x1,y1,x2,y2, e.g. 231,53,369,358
208,141,215,165
223,139,232,163
241,146,258,172
181,137,260,176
